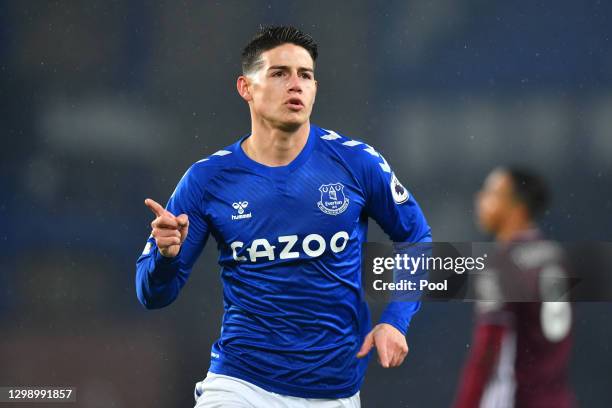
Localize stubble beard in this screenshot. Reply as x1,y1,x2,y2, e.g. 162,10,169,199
272,107,310,133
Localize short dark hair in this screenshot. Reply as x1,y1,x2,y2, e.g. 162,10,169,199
241,25,318,75
505,167,551,219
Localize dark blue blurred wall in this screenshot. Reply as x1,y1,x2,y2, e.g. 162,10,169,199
2,1,611,407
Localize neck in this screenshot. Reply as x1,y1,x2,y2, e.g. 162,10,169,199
496,216,536,243
242,117,310,167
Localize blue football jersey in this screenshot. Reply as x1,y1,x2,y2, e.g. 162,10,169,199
135,124,431,398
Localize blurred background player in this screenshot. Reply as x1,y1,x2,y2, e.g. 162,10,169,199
453,167,575,408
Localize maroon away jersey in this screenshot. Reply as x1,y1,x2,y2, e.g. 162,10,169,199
474,231,575,408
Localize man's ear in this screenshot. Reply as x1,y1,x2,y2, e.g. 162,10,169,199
237,76,253,102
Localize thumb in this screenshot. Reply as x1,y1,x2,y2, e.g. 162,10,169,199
356,331,375,358
176,214,189,228
177,214,189,242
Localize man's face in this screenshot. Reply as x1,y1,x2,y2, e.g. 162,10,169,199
475,169,517,234
241,43,317,131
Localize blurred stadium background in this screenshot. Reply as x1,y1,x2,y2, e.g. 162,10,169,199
1,1,611,407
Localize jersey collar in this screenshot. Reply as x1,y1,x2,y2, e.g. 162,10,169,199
233,124,319,178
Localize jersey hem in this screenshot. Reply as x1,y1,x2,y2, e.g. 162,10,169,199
208,361,362,399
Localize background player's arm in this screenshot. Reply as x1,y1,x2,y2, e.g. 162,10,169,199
452,322,505,408
135,165,209,309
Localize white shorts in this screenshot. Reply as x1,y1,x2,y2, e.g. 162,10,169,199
194,372,361,408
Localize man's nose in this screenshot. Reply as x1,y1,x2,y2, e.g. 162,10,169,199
287,72,302,92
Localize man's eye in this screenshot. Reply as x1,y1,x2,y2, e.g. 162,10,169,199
272,71,284,77
301,73,312,79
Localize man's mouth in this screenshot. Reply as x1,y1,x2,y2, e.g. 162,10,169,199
286,98,304,110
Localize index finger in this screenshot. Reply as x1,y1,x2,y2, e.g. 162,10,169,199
377,339,390,368
144,198,166,217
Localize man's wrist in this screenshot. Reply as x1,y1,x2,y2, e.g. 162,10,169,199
377,317,408,336
154,247,181,263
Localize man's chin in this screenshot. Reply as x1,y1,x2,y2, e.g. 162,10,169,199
276,116,308,132
477,220,495,236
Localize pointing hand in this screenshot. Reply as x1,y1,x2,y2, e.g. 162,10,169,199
144,198,189,258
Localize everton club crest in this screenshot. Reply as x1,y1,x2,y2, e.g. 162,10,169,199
318,183,349,215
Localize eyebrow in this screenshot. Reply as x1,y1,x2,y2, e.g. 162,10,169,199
267,65,314,73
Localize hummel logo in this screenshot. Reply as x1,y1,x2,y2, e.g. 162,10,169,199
231,201,252,220
232,201,248,214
